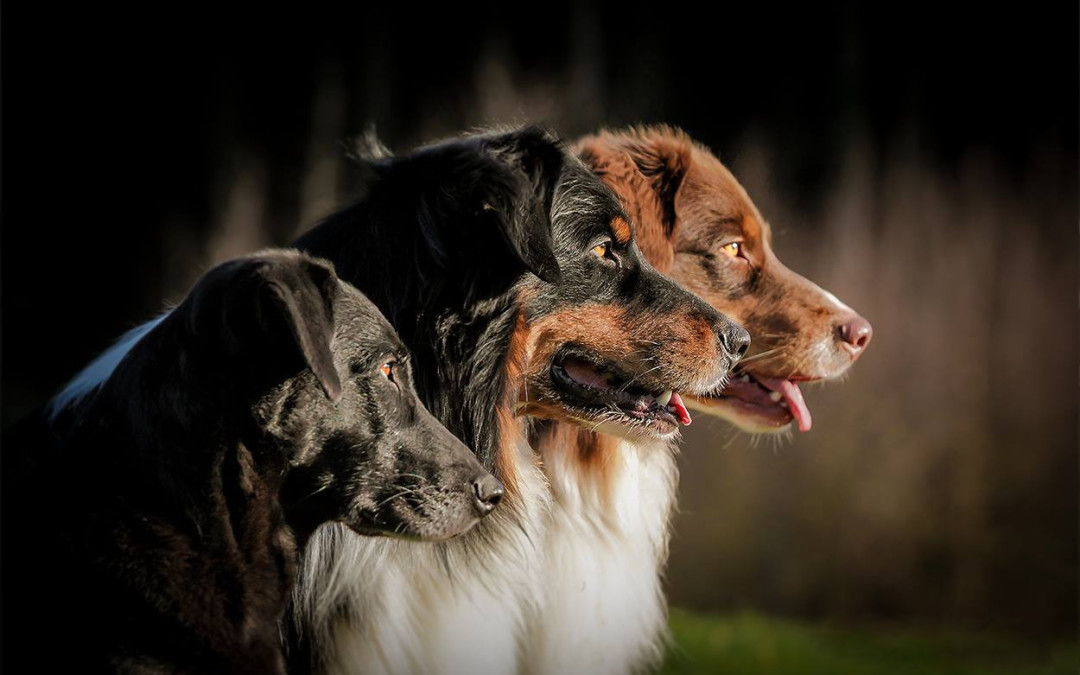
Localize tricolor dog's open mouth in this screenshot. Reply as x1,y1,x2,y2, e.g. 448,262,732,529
550,349,693,436
691,368,814,433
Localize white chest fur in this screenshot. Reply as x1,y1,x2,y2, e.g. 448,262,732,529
294,434,551,675
525,436,678,675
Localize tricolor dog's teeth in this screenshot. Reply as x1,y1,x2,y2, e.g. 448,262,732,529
739,374,751,383
768,391,783,402
656,390,673,407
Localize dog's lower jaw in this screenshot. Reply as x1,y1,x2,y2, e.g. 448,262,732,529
524,432,677,675
685,394,795,434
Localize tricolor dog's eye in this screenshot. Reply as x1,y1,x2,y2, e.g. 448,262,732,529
591,241,618,265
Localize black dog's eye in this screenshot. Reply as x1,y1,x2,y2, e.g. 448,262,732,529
591,241,619,266
380,361,397,384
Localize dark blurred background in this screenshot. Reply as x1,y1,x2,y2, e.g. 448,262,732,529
3,1,1076,643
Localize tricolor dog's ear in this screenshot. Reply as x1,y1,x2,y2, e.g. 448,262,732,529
196,254,343,401
625,133,692,236
480,127,564,285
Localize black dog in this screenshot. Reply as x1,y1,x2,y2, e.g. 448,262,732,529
2,250,500,674
289,128,748,673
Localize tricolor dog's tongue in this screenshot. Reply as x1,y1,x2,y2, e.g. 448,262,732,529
755,376,813,432
669,392,692,426
657,390,692,426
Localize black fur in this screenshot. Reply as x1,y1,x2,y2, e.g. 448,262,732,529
295,127,578,471
295,126,742,473
2,251,496,674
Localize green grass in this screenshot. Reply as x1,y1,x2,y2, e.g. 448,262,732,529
661,609,1077,675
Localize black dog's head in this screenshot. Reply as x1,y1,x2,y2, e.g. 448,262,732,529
295,127,749,492
184,251,502,541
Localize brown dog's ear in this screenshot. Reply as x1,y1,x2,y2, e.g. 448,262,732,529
624,133,692,236
196,254,343,401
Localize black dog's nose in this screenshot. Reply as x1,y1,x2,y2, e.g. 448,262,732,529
472,474,505,515
719,322,751,362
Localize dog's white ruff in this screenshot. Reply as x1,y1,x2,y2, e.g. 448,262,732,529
297,431,675,675
294,431,552,675
524,437,676,675
51,318,678,675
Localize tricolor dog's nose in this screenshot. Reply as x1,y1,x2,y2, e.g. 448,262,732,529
719,322,751,363
838,315,873,357
471,474,505,515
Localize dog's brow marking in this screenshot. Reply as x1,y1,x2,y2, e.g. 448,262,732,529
610,216,632,245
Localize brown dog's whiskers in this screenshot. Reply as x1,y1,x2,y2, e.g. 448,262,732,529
736,347,787,366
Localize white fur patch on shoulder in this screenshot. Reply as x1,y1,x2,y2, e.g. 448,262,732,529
47,314,169,419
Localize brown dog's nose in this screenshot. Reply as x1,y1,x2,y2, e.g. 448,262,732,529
838,315,873,356
472,474,505,515
720,322,751,363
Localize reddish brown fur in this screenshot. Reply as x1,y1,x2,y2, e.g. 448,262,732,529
515,302,724,425
497,310,534,501
574,126,869,384
610,216,632,245
532,422,622,505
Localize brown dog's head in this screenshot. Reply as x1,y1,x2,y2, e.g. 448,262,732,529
575,126,872,434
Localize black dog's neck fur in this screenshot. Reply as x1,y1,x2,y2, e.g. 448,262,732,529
56,313,300,674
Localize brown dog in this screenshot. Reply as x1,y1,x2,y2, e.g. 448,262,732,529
519,127,873,675
574,125,872,432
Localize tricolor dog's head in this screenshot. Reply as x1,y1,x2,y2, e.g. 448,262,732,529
575,126,873,433
506,141,750,441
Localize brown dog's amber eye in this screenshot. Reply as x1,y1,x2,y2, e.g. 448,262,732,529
720,242,742,258
380,362,395,381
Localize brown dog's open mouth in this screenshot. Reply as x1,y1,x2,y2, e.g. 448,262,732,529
692,368,813,432
550,351,693,436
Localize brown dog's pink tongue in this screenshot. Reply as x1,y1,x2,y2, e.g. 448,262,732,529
755,377,813,432
669,392,692,426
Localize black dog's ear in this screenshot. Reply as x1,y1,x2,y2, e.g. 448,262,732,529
198,254,343,401
481,127,564,284
625,132,692,236
256,257,343,401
